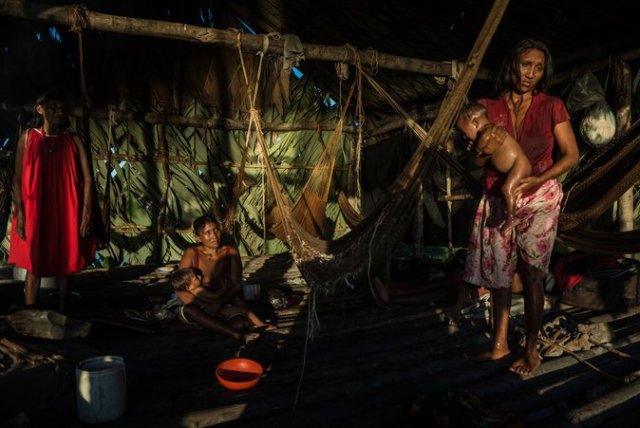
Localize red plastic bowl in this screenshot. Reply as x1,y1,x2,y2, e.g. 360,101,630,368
215,358,264,390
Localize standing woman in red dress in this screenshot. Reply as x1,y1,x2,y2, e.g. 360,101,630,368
9,91,95,312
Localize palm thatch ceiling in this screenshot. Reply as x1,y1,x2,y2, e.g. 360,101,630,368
1,0,640,129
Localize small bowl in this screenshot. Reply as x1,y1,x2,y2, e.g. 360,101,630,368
215,358,263,390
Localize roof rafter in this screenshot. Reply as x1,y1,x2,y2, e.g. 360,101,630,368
0,0,492,79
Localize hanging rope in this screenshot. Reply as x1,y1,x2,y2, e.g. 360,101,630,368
218,32,270,233
69,4,89,105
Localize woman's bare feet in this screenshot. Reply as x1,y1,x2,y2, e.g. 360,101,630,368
464,340,511,362
509,351,542,376
464,349,511,362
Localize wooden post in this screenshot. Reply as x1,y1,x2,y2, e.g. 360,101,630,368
613,58,634,234
413,180,424,259
445,139,455,254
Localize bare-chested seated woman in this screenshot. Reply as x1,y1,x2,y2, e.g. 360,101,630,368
171,267,259,344
176,215,275,342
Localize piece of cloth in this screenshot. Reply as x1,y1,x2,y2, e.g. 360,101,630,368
553,251,640,293
282,34,305,73
463,179,562,289
479,93,570,196
9,128,94,277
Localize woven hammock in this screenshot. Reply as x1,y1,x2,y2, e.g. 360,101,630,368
267,79,357,240
559,119,640,232
554,119,640,254
258,0,511,289
338,149,483,229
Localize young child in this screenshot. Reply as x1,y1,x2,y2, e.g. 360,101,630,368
456,102,532,234
170,267,260,344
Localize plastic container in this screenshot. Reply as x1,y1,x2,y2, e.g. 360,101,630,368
76,355,126,424
215,358,263,390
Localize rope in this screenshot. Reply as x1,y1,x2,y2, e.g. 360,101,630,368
354,65,365,199
537,336,624,382
69,4,89,34
293,286,320,410
219,32,271,233
366,47,379,75
335,62,349,81
367,214,385,302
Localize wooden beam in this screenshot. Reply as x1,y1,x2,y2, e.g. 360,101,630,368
552,47,640,87
1,103,354,133
0,0,493,79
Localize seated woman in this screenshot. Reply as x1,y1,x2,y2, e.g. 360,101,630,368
171,267,259,344
177,215,275,333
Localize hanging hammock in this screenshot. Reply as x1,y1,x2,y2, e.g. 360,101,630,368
257,0,510,290
559,119,640,232
338,149,483,230
552,119,640,254
267,79,357,240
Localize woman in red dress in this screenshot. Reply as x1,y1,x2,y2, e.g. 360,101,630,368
9,91,94,312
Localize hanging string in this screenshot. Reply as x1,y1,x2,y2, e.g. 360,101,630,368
70,4,89,107
348,45,365,200
221,32,271,233
603,54,613,94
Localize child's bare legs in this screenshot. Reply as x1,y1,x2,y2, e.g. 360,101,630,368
500,184,518,235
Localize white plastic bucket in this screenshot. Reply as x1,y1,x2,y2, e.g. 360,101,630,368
76,355,127,424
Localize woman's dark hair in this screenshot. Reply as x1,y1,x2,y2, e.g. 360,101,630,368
35,90,68,108
494,39,553,95
192,214,219,236
33,90,69,128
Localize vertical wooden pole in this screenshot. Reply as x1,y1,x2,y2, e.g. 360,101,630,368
445,139,454,254
413,180,424,259
613,58,634,234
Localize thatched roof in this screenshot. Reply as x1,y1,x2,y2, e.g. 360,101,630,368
2,0,640,120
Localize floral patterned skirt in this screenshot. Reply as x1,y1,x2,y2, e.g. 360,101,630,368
463,180,562,289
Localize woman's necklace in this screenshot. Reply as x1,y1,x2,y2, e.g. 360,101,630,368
199,247,219,259
43,135,64,152
42,128,64,152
